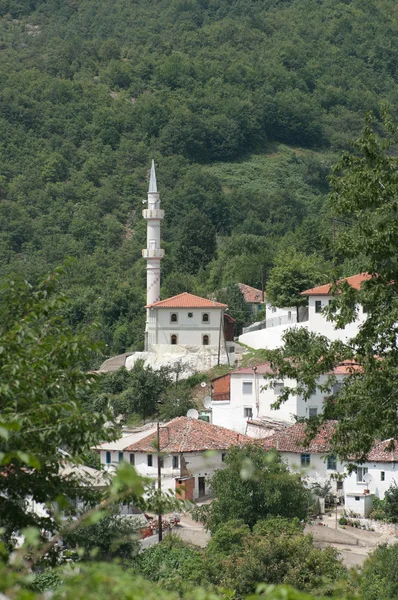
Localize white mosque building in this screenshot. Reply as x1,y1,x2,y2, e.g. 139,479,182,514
101,161,235,376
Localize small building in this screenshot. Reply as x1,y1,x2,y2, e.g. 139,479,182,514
264,421,345,496
238,283,264,316
210,362,350,435
145,292,232,350
98,417,250,501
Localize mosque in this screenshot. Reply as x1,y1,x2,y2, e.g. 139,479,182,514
100,161,236,376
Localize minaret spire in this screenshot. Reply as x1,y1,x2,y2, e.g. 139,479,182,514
142,160,164,350
149,159,157,193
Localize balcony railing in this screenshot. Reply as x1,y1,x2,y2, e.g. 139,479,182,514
142,209,165,220
142,248,165,259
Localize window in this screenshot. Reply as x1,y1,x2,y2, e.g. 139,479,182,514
202,313,209,323
171,334,178,345
149,239,156,249
356,466,368,483
202,335,209,345
244,407,253,419
130,454,135,466
288,311,292,320
337,481,343,490
170,313,178,323
106,451,111,464
315,300,322,313
188,312,193,318
327,455,337,470
309,407,318,418
301,453,310,467
355,496,360,501
333,382,343,395
272,307,277,313
381,471,385,481
221,453,226,462
274,382,284,395
172,455,179,469
147,455,153,467
242,382,253,394
159,456,164,468
118,451,124,462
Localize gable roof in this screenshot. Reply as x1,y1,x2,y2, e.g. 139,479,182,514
264,421,336,454
367,439,398,463
301,273,372,296
230,362,274,375
238,283,264,304
124,417,250,453
145,292,227,309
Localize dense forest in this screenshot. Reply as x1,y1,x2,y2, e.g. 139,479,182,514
1,0,398,359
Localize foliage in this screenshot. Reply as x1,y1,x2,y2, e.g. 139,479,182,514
0,268,117,543
361,543,398,600
62,511,140,561
266,249,332,308
203,518,346,598
198,445,311,532
263,113,398,459
217,283,253,334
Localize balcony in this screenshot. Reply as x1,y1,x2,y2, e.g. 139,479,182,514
142,208,165,220
142,248,165,259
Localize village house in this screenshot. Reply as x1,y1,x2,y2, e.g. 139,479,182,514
239,272,371,350
238,283,265,317
210,362,351,436
96,417,250,501
264,421,398,517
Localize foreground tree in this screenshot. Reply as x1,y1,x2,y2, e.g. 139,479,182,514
194,445,311,532
263,112,398,460
0,268,116,542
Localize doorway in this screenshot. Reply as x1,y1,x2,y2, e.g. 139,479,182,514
198,476,206,497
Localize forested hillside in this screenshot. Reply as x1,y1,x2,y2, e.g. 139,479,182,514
1,0,397,358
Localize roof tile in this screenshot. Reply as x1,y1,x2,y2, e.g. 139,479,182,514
124,417,250,453
301,273,372,296
146,292,227,309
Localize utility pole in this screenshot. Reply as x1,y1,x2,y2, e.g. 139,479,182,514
157,422,162,542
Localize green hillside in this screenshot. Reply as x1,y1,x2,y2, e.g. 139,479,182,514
0,0,397,359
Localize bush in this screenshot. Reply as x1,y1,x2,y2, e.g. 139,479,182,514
338,516,347,526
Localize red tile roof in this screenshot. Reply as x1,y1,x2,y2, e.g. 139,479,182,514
301,273,372,296
264,421,336,454
231,362,274,375
367,440,398,463
145,292,228,309
238,283,264,304
123,417,250,453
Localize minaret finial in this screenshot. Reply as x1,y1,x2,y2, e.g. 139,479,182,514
149,159,157,193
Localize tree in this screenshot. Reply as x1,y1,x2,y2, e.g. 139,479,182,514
0,268,116,543
266,249,332,308
216,284,252,334
361,543,398,600
196,445,311,533
175,209,217,275
204,518,346,598
263,113,398,460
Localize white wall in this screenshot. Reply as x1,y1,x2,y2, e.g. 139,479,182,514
279,451,345,491
307,295,366,338
100,448,226,500
147,307,223,348
344,461,398,499
211,372,345,434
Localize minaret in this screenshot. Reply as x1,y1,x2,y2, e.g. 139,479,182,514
143,160,164,350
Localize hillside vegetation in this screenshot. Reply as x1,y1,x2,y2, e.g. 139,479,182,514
0,0,397,358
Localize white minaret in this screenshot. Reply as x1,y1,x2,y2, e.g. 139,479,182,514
143,160,164,350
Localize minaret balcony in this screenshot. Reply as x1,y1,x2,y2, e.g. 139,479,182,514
142,248,165,259
142,208,165,220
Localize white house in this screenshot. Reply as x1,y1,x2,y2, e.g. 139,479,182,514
144,292,229,350
239,273,371,350
96,417,250,501
238,283,264,317
210,362,350,436
265,422,398,516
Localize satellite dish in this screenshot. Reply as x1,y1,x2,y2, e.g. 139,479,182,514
204,396,212,409
200,382,207,388
363,472,372,484
187,409,199,419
